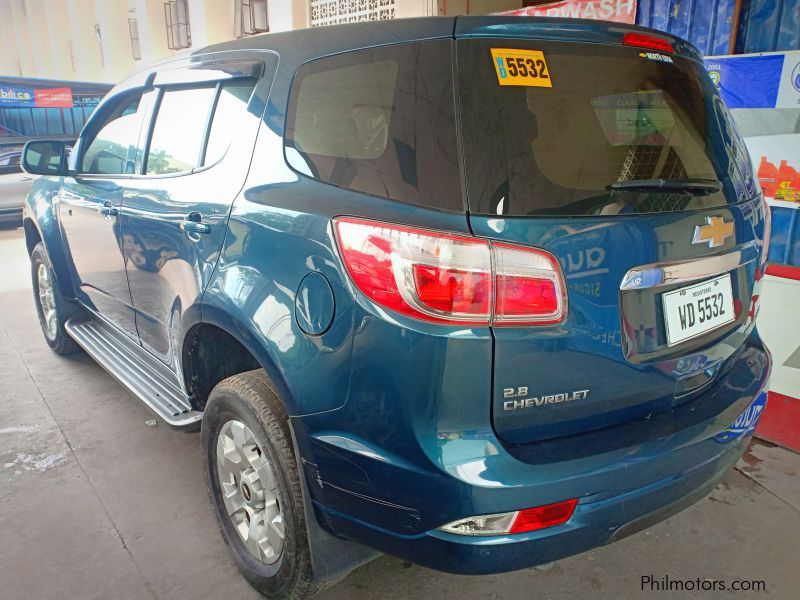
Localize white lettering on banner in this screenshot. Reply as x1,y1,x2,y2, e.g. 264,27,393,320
616,0,636,17
495,0,637,25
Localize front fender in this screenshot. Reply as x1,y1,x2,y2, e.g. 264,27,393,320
23,177,74,298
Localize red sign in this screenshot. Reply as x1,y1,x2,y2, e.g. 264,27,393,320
495,0,637,25
34,87,74,108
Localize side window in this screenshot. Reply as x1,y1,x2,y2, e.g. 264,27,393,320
203,80,257,167
81,92,145,175
0,148,21,168
0,148,22,175
145,86,217,174
285,41,462,212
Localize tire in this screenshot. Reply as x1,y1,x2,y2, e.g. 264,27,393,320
202,369,314,600
30,242,81,355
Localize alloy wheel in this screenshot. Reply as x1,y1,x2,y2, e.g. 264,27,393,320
216,419,285,564
37,263,57,340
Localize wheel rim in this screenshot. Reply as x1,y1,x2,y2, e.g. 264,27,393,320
216,420,285,564
37,263,57,340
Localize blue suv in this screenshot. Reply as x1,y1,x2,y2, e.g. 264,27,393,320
21,16,770,599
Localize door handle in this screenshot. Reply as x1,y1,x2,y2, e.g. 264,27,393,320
98,201,118,218
181,212,211,236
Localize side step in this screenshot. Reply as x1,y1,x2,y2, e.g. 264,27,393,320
65,315,203,428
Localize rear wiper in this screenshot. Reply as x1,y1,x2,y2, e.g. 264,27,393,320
607,178,722,195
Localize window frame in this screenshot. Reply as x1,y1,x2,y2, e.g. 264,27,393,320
164,0,191,50
129,10,142,61
141,82,219,178
140,77,257,179
73,88,149,178
234,0,269,39
71,55,268,180
282,40,465,213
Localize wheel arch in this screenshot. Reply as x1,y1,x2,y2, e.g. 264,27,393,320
23,178,78,300
181,305,298,415
23,217,42,255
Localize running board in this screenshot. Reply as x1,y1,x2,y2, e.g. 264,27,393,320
65,315,203,428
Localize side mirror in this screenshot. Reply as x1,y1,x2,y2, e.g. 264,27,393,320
21,140,69,176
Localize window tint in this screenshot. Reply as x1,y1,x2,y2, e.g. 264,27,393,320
81,92,145,174
203,80,256,166
458,39,734,216
285,41,462,212
146,86,216,175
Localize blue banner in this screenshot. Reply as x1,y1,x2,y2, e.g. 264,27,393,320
704,54,784,109
0,85,35,107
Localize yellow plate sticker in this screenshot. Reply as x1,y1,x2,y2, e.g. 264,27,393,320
491,48,552,88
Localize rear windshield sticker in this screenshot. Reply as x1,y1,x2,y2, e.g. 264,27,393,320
491,48,553,88
639,51,674,64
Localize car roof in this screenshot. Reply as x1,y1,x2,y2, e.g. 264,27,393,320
119,15,700,88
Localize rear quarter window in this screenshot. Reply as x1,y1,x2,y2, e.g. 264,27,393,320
284,40,463,212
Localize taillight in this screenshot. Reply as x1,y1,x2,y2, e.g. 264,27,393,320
493,242,565,325
334,218,566,326
622,32,675,54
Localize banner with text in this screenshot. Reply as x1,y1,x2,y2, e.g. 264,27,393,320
705,50,800,110
494,0,636,24
0,85,74,108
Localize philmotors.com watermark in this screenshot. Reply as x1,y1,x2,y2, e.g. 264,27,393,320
641,575,767,593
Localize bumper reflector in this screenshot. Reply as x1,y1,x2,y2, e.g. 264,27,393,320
439,499,578,536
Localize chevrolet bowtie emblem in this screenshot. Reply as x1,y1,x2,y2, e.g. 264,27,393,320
692,216,734,248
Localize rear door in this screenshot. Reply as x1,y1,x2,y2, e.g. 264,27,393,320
455,34,767,444
121,55,274,369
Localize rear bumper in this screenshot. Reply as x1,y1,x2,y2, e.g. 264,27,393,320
314,431,748,575
294,330,769,575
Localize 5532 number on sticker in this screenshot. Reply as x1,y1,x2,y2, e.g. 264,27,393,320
491,48,552,88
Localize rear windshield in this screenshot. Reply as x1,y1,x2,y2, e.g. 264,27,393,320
458,39,745,216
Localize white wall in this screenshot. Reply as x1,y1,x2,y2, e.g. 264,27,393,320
0,0,527,84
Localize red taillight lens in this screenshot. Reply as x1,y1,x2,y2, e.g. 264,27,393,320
334,218,567,326
412,265,491,315
509,498,579,534
335,218,493,324
623,32,675,54
497,276,558,316
493,243,565,324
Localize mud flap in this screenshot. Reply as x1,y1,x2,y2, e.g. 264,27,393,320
288,423,380,591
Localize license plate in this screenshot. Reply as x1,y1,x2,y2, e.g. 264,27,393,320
662,274,735,346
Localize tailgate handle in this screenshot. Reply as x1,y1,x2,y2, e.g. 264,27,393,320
620,245,758,291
